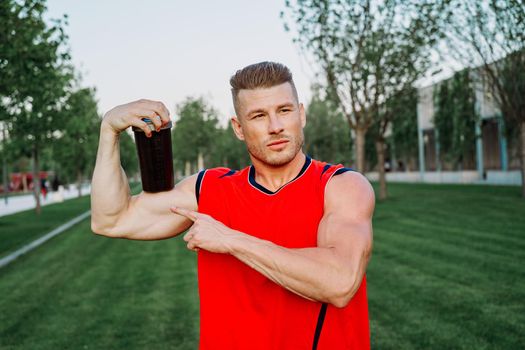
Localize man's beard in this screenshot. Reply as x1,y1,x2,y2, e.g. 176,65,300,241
246,131,304,167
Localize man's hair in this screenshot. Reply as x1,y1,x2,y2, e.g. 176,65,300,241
230,61,298,115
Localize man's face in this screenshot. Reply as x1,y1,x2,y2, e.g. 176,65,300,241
231,82,306,166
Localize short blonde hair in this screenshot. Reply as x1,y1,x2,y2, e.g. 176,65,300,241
230,61,298,114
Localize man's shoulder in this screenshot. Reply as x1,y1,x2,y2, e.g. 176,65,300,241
308,157,357,181
199,166,249,180
323,168,375,213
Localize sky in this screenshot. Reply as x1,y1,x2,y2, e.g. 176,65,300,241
45,0,316,124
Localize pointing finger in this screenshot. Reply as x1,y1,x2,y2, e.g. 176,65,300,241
171,206,198,222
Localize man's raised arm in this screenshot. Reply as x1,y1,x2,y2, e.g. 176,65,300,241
90,99,197,240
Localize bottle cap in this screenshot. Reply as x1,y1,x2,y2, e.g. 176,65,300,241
132,117,172,132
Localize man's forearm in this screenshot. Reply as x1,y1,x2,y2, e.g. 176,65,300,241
91,124,131,235
226,231,367,307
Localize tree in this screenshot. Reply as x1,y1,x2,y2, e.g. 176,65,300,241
304,85,352,164
120,131,139,180
284,0,442,198
433,71,477,170
210,123,250,170
364,86,419,180
171,97,221,174
444,0,525,196
1,0,72,213
52,87,100,197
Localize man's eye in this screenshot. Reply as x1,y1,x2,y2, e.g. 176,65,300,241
253,114,264,119
280,108,291,113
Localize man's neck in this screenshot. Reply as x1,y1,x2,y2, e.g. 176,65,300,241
250,152,306,192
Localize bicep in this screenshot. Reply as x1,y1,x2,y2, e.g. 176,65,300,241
317,172,375,261
113,174,199,240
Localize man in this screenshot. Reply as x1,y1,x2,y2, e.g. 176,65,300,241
91,61,374,349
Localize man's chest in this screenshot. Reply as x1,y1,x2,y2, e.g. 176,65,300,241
205,185,324,248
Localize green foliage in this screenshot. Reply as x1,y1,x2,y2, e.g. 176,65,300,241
1,0,72,150
365,122,379,171
284,0,444,172
365,87,419,172
304,86,352,164
499,49,525,149
171,97,221,171
209,123,250,170
388,88,419,167
433,70,477,168
0,0,73,209
51,87,100,184
120,131,139,177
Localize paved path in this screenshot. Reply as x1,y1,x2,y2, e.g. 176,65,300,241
0,185,91,217
0,210,91,268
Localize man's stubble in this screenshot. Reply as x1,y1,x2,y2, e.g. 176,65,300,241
245,130,305,167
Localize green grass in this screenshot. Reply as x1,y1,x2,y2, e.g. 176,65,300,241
0,222,199,350
0,195,91,259
0,182,524,349
0,183,141,259
368,183,525,349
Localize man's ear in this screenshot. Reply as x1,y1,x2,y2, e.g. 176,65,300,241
231,117,245,141
299,103,306,128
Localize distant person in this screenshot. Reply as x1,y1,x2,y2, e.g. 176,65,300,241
40,178,47,199
51,177,64,203
384,159,391,172
52,176,60,192
91,62,375,349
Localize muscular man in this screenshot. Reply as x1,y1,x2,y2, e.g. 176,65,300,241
91,62,374,349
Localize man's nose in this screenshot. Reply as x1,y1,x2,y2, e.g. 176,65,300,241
268,114,284,134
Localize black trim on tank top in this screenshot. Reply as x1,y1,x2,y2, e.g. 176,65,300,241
320,164,332,178
248,155,312,195
334,167,354,176
195,169,206,204
312,303,328,350
219,169,236,178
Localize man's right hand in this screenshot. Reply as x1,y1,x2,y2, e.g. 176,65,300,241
91,98,198,240
101,99,171,137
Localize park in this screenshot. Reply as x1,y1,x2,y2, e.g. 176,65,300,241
1,0,524,349
1,183,524,349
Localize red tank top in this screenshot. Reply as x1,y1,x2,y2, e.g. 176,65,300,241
196,156,370,349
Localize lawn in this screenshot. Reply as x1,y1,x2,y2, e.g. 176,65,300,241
0,195,91,259
368,183,525,349
0,183,141,259
0,182,524,349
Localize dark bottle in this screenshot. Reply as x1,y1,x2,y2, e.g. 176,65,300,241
132,119,174,192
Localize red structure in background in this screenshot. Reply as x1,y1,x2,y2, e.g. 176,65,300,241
2,172,51,193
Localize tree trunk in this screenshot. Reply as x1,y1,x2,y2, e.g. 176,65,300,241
184,161,191,177
520,120,525,198
32,147,41,215
354,127,367,173
2,127,8,205
198,152,204,171
22,174,28,192
375,138,388,200
77,169,82,198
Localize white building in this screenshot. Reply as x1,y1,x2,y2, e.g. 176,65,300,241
415,69,521,185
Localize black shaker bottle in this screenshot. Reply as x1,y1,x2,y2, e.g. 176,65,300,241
132,118,174,192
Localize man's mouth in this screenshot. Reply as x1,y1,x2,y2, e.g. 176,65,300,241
267,139,289,147
267,139,290,151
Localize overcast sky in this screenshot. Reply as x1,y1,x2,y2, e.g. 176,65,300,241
45,0,316,124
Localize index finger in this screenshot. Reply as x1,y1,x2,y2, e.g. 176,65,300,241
170,206,198,222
